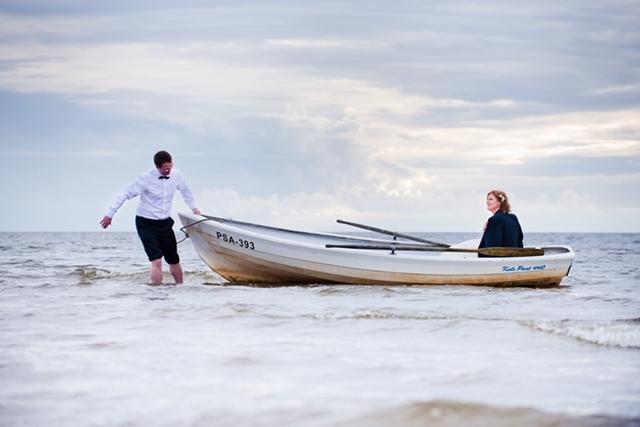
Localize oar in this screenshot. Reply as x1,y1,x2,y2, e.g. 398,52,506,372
325,243,544,257
337,219,450,248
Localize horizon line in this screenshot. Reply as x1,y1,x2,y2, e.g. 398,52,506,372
1,230,639,234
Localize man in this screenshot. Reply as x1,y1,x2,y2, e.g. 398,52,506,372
100,150,202,284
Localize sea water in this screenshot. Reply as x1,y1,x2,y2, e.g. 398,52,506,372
1,231,639,427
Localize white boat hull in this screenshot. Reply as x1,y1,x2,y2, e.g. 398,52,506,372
178,213,574,287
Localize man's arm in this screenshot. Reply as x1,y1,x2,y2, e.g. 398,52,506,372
100,178,143,228
177,174,201,215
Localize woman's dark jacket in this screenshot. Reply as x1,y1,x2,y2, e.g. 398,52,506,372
479,211,524,249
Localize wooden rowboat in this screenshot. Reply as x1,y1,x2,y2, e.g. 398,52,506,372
178,212,575,287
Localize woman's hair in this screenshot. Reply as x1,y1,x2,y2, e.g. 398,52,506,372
488,190,511,213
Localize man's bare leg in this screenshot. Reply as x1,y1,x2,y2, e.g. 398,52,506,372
169,263,184,284
150,259,163,284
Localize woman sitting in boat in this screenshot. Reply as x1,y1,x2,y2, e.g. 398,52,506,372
479,190,524,252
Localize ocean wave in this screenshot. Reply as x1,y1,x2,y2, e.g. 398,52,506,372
339,400,639,427
182,269,224,281
5,259,42,267
522,319,640,349
314,287,353,296
70,266,147,283
305,309,462,321
68,266,222,284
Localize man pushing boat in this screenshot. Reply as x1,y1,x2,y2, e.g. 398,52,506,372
100,150,201,284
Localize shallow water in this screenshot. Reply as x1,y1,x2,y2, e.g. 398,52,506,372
1,231,639,426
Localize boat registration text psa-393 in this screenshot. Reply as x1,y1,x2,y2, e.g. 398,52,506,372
216,232,255,250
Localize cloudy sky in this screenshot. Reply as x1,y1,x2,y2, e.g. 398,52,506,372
1,0,638,233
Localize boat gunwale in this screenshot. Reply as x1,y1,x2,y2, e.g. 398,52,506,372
179,212,575,263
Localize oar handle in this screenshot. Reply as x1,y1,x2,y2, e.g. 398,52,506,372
336,219,450,248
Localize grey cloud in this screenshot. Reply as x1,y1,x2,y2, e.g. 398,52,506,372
185,114,369,196
500,155,640,177
3,1,637,117
1,0,638,231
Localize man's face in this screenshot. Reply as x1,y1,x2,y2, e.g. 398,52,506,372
158,162,173,176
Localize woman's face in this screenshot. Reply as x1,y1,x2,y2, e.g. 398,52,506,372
486,193,501,213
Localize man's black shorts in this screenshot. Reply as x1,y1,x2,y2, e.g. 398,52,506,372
135,216,180,264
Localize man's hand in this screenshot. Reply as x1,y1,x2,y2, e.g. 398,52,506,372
100,216,112,229
192,208,202,215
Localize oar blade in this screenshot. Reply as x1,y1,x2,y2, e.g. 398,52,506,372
326,243,545,257
478,247,544,257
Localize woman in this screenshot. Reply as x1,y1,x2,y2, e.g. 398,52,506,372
479,190,524,249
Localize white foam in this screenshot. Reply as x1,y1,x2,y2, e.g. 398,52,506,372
524,319,640,349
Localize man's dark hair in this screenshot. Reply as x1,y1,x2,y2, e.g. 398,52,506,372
154,150,172,167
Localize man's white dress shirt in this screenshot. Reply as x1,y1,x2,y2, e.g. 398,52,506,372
106,168,197,220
